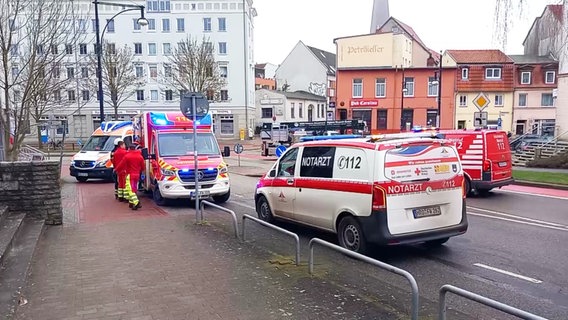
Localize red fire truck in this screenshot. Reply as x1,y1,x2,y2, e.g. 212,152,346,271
133,112,231,205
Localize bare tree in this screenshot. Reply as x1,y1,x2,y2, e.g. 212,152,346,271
167,36,226,101
0,0,86,160
90,41,139,120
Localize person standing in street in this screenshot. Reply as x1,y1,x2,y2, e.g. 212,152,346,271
111,139,127,202
116,143,145,210
110,138,123,200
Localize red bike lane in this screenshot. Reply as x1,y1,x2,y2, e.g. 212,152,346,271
500,184,568,198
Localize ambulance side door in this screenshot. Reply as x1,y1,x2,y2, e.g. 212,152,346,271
268,147,298,219
150,134,160,185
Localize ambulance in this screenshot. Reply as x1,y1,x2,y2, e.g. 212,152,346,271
69,121,134,182
133,112,231,206
254,134,468,253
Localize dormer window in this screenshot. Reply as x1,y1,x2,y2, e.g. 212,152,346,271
521,71,531,84
485,67,501,79
461,67,469,80
545,71,556,84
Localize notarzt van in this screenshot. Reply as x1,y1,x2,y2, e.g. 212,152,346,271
255,135,468,253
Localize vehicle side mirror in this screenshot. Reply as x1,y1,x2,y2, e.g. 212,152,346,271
223,146,231,157
268,169,276,178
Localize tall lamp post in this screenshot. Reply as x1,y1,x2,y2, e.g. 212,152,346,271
400,67,408,131
432,50,443,128
93,1,148,124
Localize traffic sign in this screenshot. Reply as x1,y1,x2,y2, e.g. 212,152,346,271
329,101,336,108
234,143,244,154
275,145,287,157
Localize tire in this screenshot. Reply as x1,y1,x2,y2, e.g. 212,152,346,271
464,178,472,197
337,216,368,254
424,237,449,247
256,195,274,223
76,177,88,182
212,190,230,204
153,185,167,206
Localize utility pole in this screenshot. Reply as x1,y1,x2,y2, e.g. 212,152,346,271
242,0,249,139
436,50,443,128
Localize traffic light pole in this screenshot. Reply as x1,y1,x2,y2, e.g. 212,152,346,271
192,95,201,222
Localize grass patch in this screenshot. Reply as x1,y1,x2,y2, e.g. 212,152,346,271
513,170,568,185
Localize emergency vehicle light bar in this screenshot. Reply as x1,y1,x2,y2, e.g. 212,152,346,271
149,112,213,127
100,121,133,132
368,131,446,142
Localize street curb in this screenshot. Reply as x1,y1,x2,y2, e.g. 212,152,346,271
512,179,568,191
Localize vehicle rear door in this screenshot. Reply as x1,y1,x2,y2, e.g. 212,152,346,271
382,141,464,235
484,131,513,182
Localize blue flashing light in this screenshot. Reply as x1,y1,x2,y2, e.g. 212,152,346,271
300,134,362,142
206,167,215,171
196,113,212,126
149,112,174,126
100,121,133,132
180,168,190,173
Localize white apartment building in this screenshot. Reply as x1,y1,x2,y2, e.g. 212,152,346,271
37,0,257,141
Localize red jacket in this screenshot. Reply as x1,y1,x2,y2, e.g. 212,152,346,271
112,148,127,172
115,150,145,176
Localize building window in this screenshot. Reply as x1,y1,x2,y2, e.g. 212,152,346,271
485,67,501,79
261,108,273,118
162,18,170,32
106,19,114,33
203,18,211,31
403,77,414,96
149,65,158,78
150,90,158,101
67,67,74,79
518,93,527,107
165,90,173,101
219,66,228,78
82,90,90,101
148,43,157,55
545,71,556,84
291,102,295,118
163,43,171,55
299,103,303,118
461,67,469,80
375,78,386,97
218,42,227,54
147,18,156,30
132,43,141,55
81,67,88,78
494,94,504,107
176,18,185,32
459,95,467,107
65,44,73,54
220,117,234,135
218,17,226,31
352,79,363,98
79,43,87,55
133,19,141,31
135,65,144,78
428,76,438,96
107,43,116,54
164,64,172,78
426,110,438,126
67,90,76,101
376,110,387,129
147,0,171,12
521,71,531,84
53,90,61,101
220,90,228,101
50,45,58,54
541,93,554,106
136,90,144,101
36,45,44,55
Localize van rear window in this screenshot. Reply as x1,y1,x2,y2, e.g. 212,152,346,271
384,144,461,182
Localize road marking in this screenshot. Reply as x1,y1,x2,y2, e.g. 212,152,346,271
467,206,567,227
473,263,543,284
493,189,568,201
229,201,256,211
468,212,568,232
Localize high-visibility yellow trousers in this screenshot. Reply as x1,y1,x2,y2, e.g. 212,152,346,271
124,174,140,206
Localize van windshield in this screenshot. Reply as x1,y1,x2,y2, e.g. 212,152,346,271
81,135,119,152
158,132,220,157
384,144,461,182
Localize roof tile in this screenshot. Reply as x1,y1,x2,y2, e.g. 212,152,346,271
446,49,513,64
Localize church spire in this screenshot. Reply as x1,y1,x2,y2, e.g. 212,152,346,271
370,0,390,33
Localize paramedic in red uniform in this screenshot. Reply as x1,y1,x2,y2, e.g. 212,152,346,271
116,143,145,210
111,139,127,202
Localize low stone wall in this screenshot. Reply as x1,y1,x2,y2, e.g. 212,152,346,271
0,161,62,225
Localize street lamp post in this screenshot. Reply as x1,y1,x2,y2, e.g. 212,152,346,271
93,1,148,124
400,67,407,131
436,51,443,128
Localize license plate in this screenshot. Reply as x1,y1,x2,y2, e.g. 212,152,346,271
77,172,88,177
412,206,441,219
498,161,508,167
190,190,210,198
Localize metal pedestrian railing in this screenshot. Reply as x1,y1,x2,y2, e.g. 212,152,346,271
18,145,46,161
308,238,420,320
438,285,548,320
199,200,239,239
242,214,300,266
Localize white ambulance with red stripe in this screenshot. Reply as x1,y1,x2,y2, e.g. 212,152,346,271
434,129,514,195
254,135,468,253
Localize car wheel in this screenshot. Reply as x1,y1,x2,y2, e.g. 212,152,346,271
212,190,230,204
153,186,167,206
425,237,449,247
256,195,274,223
464,178,472,197
76,177,88,182
337,216,367,254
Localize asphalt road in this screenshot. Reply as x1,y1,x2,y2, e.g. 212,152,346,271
159,166,568,320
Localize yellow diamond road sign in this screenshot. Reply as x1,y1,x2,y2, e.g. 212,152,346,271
473,93,490,110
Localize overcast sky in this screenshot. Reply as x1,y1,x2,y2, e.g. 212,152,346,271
253,0,561,65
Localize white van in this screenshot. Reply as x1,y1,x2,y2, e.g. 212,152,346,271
254,136,468,253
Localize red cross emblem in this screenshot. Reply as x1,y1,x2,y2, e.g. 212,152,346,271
414,168,421,176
